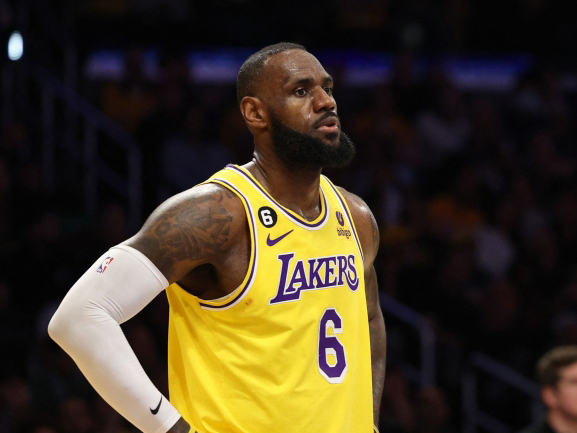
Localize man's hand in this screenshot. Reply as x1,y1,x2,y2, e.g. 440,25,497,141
167,417,192,433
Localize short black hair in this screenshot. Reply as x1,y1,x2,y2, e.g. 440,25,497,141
237,42,307,105
536,345,577,387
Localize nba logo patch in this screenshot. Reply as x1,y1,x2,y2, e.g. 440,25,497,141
336,211,345,226
97,257,114,273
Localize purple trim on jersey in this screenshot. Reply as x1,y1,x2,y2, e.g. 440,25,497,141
226,165,329,229
198,178,257,310
324,178,365,263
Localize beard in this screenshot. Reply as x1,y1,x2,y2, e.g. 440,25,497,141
269,110,356,170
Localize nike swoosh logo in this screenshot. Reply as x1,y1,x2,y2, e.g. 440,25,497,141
150,396,162,415
267,230,294,246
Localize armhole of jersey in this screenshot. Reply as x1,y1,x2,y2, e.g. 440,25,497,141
190,178,258,311
322,176,365,264
226,164,330,230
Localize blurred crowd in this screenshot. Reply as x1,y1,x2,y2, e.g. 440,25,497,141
75,0,577,66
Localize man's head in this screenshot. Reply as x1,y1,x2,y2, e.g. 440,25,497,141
237,43,354,170
536,345,577,419
237,42,307,106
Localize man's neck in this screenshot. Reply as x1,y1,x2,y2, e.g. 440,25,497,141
246,156,322,221
548,411,577,433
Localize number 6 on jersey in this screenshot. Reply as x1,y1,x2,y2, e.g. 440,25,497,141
318,308,348,383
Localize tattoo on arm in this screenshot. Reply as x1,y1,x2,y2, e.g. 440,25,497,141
129,189,234,282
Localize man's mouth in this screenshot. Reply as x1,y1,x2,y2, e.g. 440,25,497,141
315,115,340,133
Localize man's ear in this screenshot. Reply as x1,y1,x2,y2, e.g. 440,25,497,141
542,386,558,409
240,96,268,130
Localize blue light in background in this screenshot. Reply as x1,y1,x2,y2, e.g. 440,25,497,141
8,31,24,61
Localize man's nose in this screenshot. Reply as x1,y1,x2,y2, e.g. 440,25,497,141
312,87,336,112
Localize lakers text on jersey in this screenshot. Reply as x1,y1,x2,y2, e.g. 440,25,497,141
166,164,373,433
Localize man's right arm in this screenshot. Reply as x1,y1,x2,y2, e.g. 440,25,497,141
124,183,241,284
48,184,244,433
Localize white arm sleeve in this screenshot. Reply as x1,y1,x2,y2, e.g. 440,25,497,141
48,245,182,433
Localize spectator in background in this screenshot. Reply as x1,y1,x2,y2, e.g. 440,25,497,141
0,157,13,251
428,162,485,238
58,397,95,433
136,51,195,210
519,346,577,433
415,386,453,433
160,104,233,195
0,376,31,433
379,365,416,433
417,85,470,168
101,48,158,134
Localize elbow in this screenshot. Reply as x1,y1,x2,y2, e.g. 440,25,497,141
48,299,112,348
47,308,65,344
47,306,77,346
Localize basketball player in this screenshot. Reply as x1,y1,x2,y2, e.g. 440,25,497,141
48,43,386,433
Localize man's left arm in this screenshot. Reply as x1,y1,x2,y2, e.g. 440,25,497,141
365,213,386,427
340,188,386,427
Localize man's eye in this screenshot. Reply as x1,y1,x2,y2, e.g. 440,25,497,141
324,87,333,96
295,88,308,96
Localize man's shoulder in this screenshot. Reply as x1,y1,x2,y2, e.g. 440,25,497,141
335,186,373,223
124,181,248,282
158,181,248,236
156,182,245,222
334,185,379,265
167,182,245,214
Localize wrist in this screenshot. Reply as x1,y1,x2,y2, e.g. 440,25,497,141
167,417,191,433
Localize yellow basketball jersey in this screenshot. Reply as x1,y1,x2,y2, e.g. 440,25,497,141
166,164,373,433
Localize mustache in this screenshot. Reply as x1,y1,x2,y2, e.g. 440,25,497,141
313,112,339,128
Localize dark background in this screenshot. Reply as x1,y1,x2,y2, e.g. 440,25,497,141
2,0,577,432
